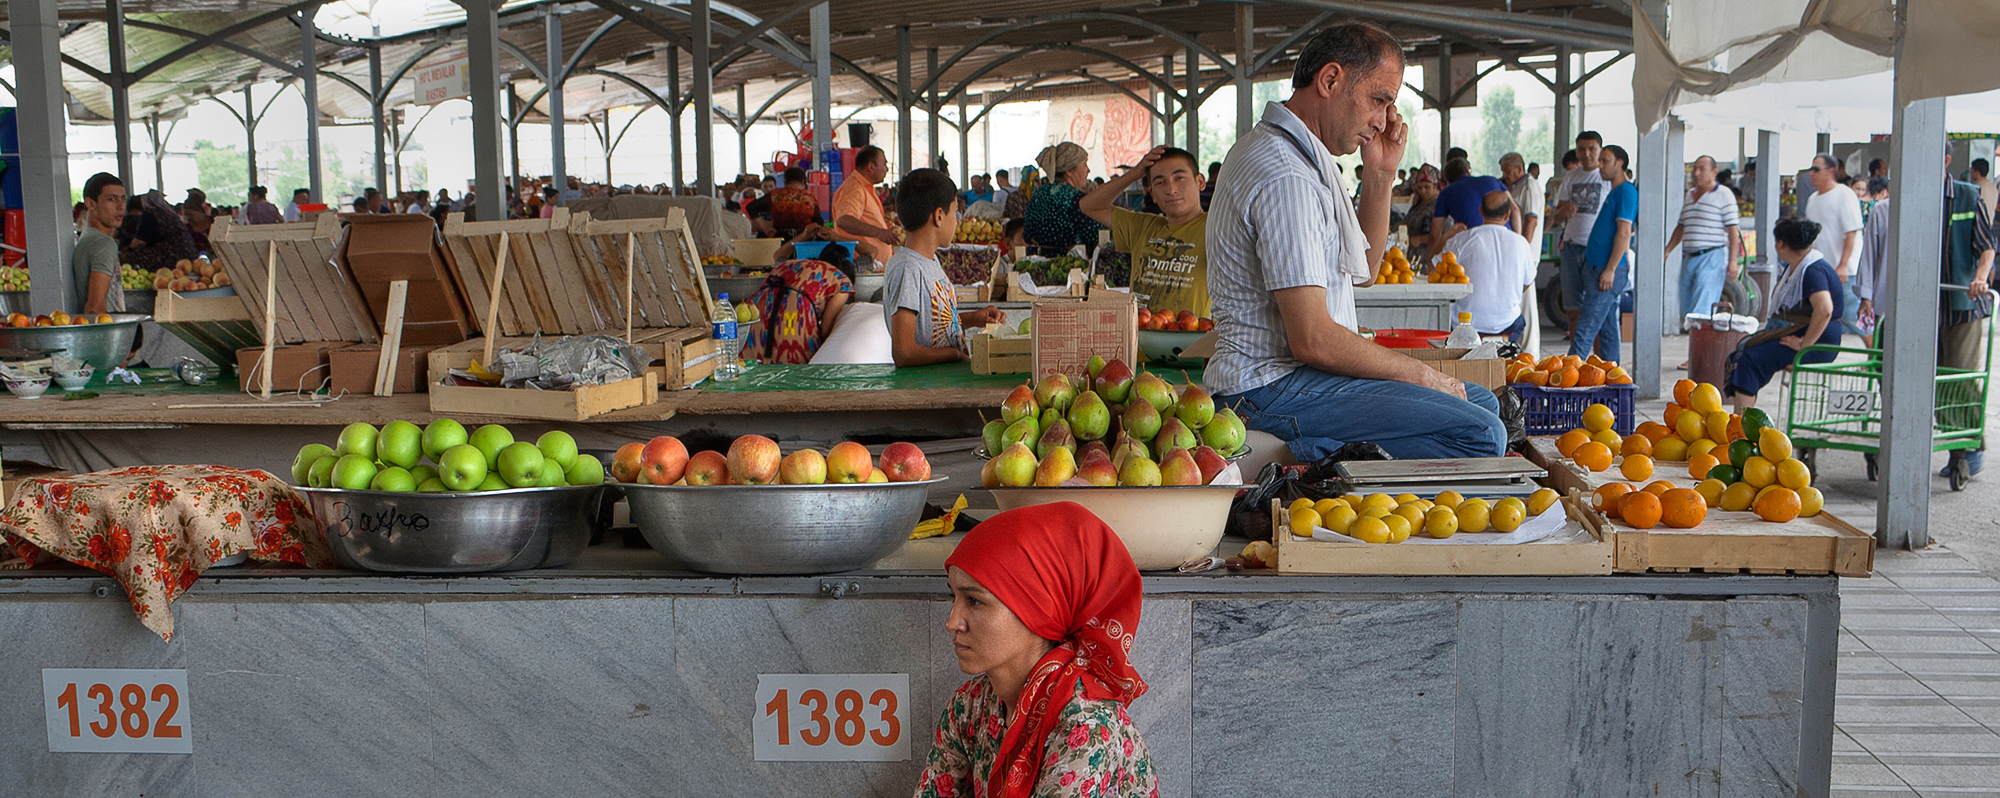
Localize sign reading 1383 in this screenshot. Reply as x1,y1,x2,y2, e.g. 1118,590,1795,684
43,669,193,754
753,674,908,762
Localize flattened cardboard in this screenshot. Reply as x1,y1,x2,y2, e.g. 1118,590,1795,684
335,214,472,347
1029,293,1139,380
236,342,340,393
329,345,433,395
1404,347,1507,390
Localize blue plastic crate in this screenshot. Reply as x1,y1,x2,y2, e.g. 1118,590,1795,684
1512,382,1636,437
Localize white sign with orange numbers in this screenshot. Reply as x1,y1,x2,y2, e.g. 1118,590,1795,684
43,669,193,754
753,674,909,761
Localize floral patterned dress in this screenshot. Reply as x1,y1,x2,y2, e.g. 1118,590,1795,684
914,675,1157,798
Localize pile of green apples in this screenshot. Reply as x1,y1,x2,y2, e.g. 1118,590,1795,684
290,420,606,493
980,357,1248,487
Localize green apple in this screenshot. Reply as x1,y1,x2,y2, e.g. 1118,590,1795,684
335,423,379,458
536,461,567,487
416,477,449,493
565,456,605,486
409,464,440,486
292,443,335,484
469,424,515,468
370,466,417,493
497,442,547,488
536,430,579,472
306,454,339,488
422,418,468,461
376,420,424,469
477,473,509,491
330,454,379,491
437,444,488,491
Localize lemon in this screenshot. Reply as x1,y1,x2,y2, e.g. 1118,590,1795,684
1620,454,1655,481
1425,507,1460,538
1777,457,1812,490
1742,455,1777,488
1593,428,1623,448
1360,505,1391,519
1288,507,1320,538
1319,505,1358,535
1434,490,1464,511
1676,410,1708,442
1582,402,1615,433
1721,481,1758,511
1526,488,1560,515
1393,502,1428,530
1690,382,1723,415
1361,493,1397,513
1706,411,1732,443
1288,497,1316,514
1312,498,1343,516
1457,498,1492,533
1393,493,1421,506
1687,438,1719,459
1654,437,1688,462
1798,485,1824,517
1349,516,1392,544
1759,426,1793,461
1382,513,1413,543
1490,501,1526,532
1695,478,1728,507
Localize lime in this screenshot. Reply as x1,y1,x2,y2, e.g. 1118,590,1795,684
1741,407,1773,442
1707,464,1741,485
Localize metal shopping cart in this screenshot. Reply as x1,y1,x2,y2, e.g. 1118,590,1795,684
1782,286,1993,490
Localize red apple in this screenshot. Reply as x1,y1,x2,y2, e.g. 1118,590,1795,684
726,434,783,485
779,449,827,484
878,441,931,482
684,450,730,485
1178,310,1201,331
826,441,873,483
1136,308,1152,328
611,442,645,483
637,436,689,485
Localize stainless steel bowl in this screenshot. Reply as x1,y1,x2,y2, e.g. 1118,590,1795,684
0,313,147,377
295,485,607,573
622,478,947,574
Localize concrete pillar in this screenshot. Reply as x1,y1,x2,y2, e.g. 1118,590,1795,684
14,0,76,314
1437,41,1452,154
810,3,832,167
370,45,388,203
459,0,504,218
548,8,566,205
1755,130,1781,314
1236,4,1254,136
302,3,323,202
107,0,134,190
668,46,684,192
1876,96,1946,549
1633,119,1671,400
692,0,714,196
1184,44,1199,158
897,26,913,175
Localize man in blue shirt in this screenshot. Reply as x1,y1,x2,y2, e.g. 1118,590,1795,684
1429,158,1512,254
1572,144,1639,360
960,174,995,207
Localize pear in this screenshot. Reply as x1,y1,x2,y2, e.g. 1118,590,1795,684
992,442,1039,487
1200,407,1247,456
1036,419,1076,459
1076,454,1120,486
1118,454,1161,486
1000,384,1038,426
1066,390,1111,442
1175,384,1216,429
1038,406,1066,435
1192,445,1229,485
1154,417,1197,455
982,418,1008,456
980,457,1002,487
1121,400,1162,443
1159,448,1202,486
1034,373,1078,415
1093,358,1135,404
1087,355,1107,383
1001,417,1040,451
1034,447,1078,486
1112,433,1149,470
1078,439,1111,463
1131,371,1178,412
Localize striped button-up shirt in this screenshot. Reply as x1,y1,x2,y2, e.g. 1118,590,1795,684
1204,102,1363,397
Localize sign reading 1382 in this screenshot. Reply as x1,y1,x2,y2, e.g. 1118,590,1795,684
753,674,908,761
43,669,193,754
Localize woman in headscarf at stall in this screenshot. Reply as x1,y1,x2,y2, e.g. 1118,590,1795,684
740,226,856,365
1023,143,1106,256
914,501,1158,798
121,191,200,274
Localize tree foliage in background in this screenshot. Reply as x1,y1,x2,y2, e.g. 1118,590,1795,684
1470,86,1521,175
1516,115,1554,174
193,140,248,202
260,144,348,203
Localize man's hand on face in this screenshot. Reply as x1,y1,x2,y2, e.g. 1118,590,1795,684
1360,105,1407,176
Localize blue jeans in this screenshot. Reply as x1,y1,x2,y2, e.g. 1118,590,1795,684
1570,259,1628,361
1680,245,1728,320
1558,242,1590,311
1217,367,1507,462
1486,314,1527,343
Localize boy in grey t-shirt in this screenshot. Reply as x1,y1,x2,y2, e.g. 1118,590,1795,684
881,168,1003,366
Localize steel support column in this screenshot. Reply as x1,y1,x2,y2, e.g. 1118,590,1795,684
548,8,567,205
107,0,135,190
244,87,259,190
302,3,323,201
738,84,749,175
1437,40,1452,153
1632,118,1671,400
928,48,941,171
693,0,714,195
810,3,832,167
1755,130,1781,313
1553,45,1571,168
959,91,970,183
898,26,913,174
669,46,684,192
1876,94,1946,548
16,0,76,314
1184,44,1198,157
1662,116,1687,323
508,88,523,199
1161,53,1174,146
460,0,504,218
1236,4,1254,136
370,45,389,201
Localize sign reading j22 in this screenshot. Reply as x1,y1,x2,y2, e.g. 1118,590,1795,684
753,674,908,762
43,669,193,754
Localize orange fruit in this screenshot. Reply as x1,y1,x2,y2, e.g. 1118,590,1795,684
1620,454,1655,481
1753,487,1802,522
1654,437,1688,462
1663,402,1683,428
1688,452,1721,481
1586,354,1605,367
1621,434,1653,457
1573,441,1614,472
1593,482,1634,514
1564,354,1585,369
1694,478,1728,507
1556,429,1592,457
1727,415,1745,442
1556,367,1581,388
1621,490,1663,529
1606,367,1633,384
1674,379,1696,407
1526,370,1549,387
1578,364,1605,387
1661,488,1708,528
1643,480,1676,495
1538,355,1563,372
1637,422,1673,445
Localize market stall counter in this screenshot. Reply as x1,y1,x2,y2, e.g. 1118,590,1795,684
0,540,1838,797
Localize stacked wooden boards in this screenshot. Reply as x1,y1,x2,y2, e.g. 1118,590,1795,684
209,215,377,345
440,208,715,338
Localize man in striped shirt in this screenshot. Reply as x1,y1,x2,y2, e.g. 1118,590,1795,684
1203,20,1506,462
1665,155,1743,323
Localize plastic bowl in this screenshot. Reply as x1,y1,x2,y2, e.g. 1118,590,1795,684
1137,329,1209,367
792,241,857,260
622,478,946,574
5,377,51,399
984,484,1241,570
1372,328,1449,349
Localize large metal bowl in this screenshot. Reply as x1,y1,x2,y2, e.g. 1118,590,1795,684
295,485,607,573
622,478,947,574
985,485,1241,570
0,313,147,378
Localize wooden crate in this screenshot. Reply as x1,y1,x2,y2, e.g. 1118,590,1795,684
335,213,473,346
641,325,720,389
1524,437,1875,577
210,215,376,344
1268,495,1615,576
969,330,1031,375
567,209,716,330
152,289,259,373
441,209,610,336
430,375,657,422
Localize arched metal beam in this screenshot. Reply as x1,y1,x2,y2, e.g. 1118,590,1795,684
943,43,1178,108
920,11,1232,101
964,71,1167,129
498,40,547,83
738,76,811,130
555,15,628,86
571,67,677,118
130,0,328,81
0,26,117,82
382,41,451,103
316,69,371,104
712,0,819,68
1249,10,1336,76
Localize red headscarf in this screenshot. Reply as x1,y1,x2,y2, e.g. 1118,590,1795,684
944,501,1147,797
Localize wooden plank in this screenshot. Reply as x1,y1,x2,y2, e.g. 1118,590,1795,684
374,280,409,396
482,231,512,367
439,236,494,334
275,238,336,342
462,234,527,335
560,226,616,332
429,375,651,421
510,228,564,333
305,234,374,343
539,227,597,333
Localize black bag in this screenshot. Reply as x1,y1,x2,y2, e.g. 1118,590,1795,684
1495,385,1529,452
1227,443,1396,540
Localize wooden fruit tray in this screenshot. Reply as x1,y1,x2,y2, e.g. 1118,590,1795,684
1266,493,1615,576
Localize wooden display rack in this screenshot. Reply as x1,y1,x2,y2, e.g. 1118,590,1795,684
151,289,259,373
210,215,376,344
566,209,717,331
1267,495,1615,576
1525,438,1875,577
441,209,610,336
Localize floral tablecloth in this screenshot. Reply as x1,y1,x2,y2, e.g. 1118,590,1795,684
0,465,332,640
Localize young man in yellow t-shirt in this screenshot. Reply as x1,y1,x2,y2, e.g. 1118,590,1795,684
1079,146,1209,316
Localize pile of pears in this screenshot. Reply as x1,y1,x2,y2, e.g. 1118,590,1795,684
981,356,1248,488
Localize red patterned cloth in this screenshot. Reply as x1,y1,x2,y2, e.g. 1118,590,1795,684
0,465,332,640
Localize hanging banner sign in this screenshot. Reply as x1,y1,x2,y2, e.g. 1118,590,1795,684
415,55,470,106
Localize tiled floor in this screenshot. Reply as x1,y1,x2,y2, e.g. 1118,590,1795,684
1835,548,2000,797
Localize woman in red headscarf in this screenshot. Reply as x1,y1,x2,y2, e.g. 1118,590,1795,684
913,501,1157,798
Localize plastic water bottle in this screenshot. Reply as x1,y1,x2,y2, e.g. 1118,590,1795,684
711,293,741,382
1444,311,1480,348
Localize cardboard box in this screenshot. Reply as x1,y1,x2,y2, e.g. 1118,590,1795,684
969,329,1031,375
429,376,656,421
328,345,433,396
335,214,472,347
1405,347,1507,390
1029,292,1138,380
236,342,340,393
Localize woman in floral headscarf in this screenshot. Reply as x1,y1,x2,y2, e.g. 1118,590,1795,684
1024,143,1104,255
914,501,1157,798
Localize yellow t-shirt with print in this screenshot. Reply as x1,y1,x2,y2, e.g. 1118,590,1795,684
1110,206,1209,316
